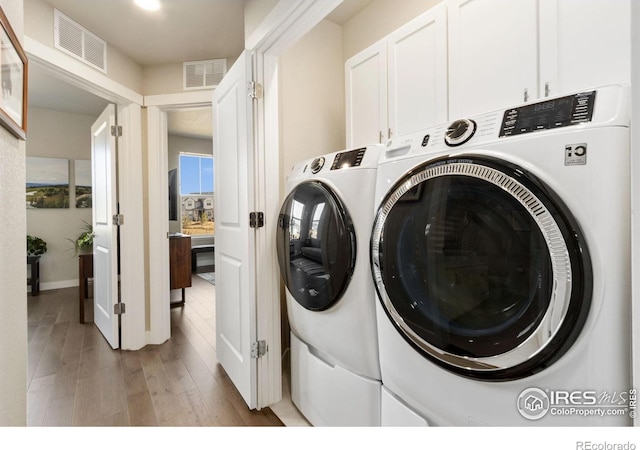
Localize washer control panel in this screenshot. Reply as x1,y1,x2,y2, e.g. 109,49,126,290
445,118,477,147
331,147,367,170
499,90,596,137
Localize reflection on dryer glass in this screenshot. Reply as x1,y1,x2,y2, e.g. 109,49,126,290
277,181,355,311
382,175,553,357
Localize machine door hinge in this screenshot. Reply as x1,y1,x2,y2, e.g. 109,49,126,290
111,125,123,137
251,340,267,359
248,81,263,99
114,303,126,315
113,214,124,226
249,211,264,228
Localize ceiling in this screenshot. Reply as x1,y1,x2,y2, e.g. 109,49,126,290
28,0,374,138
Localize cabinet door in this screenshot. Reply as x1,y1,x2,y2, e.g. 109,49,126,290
169,236,192,289
345,40,387,148
448,0,539,118
387,3,448,138
539,0,630,97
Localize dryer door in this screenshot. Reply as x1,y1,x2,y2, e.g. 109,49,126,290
277,181,356,311
371,156,592,380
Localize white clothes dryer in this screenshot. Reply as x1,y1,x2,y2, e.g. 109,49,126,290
371,84,633,426
277,145,383,426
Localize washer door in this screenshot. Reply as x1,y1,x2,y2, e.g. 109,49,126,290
371,156,592,380
277,181,356,311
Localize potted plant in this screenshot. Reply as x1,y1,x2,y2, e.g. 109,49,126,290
27,235,47,256
68,221,93,255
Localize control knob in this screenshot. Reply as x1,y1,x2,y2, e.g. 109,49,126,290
310,157,325,174
445,118,477,147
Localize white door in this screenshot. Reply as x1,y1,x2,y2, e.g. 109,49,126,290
91,104,120,349
212,51,258,409
345,40,387,147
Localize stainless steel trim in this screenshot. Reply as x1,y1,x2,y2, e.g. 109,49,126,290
371,160,573,372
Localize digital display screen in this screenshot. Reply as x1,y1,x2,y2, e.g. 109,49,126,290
500,91,596,137
331,148,366,170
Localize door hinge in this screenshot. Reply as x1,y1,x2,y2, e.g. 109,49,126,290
248,81,263,99
249,211,264,228
113,214,124,226
251,340,267,358
111,125,123,137
114,303,126,315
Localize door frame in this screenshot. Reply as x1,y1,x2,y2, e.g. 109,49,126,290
248,0,343,407
144,0,343,408
25,37,147,351
144,91,213,346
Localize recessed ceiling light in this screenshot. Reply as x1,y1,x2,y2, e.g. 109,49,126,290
134,0,161,11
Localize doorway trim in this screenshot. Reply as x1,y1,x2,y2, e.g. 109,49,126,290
25,37,147,350
144,90,212,345
248,0,343,407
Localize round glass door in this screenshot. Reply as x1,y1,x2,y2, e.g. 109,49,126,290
277,181,356,311
371,156,592,380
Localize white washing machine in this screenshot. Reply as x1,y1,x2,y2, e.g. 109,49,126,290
371,84,633,426
276,145,383,426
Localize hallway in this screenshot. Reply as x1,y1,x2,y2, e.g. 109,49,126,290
26,274,283,426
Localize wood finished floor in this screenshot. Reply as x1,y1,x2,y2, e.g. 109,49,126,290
27,273,284,427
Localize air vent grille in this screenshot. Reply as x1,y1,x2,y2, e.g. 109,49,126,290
183,59,227,90
54,9,107,73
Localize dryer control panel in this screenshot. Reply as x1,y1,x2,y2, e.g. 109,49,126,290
499,90,596,137
331,147,367,170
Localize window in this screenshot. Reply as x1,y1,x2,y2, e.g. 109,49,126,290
309,202,325,239
179,153,214,236
180,154,213,195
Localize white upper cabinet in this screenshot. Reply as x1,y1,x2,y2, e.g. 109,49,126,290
387,3,448,140
346,0,630,143
449,0,630,118
345,41,387,148
345,4,448,148
448,0,539,118
539,0,630,98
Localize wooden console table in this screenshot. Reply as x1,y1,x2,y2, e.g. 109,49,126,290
170,234,192,306
78,253,93,323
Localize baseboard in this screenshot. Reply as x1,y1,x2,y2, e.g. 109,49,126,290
33,279,80,292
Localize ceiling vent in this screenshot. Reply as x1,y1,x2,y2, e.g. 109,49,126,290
54,9,107,73
183,59,227,90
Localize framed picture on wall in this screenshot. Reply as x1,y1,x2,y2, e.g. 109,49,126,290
26,157,70,209
75,160,92,208
0,6,27,140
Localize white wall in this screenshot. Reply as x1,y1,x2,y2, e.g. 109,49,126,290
277,0,444,192
244,0,279,42
277,17,344,356
279,19,345,196
24,0,144,93
26,108,97,290
0,0,27,426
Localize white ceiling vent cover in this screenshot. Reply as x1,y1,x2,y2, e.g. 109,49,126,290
54,9,107,73
183,59,227,90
